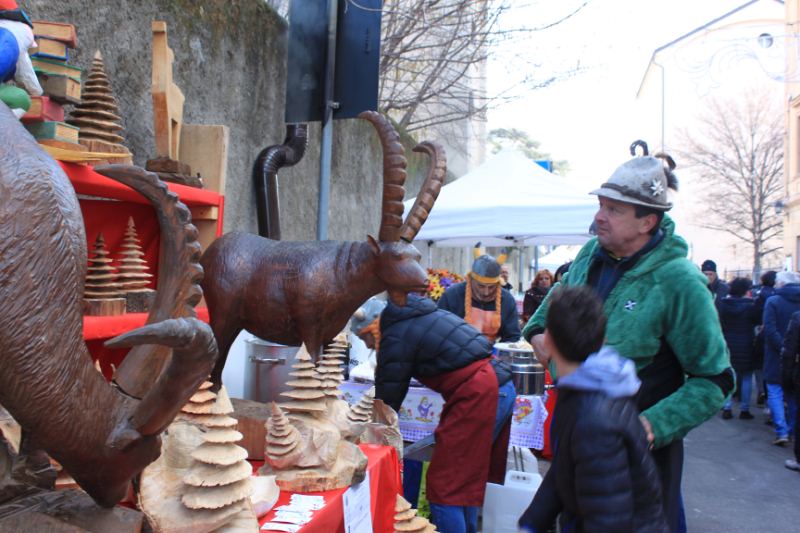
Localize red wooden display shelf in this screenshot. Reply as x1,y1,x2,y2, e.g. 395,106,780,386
83,307,210,341
58,161,223,208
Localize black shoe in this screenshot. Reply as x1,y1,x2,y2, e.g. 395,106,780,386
722,409,733,419
739,411,754,420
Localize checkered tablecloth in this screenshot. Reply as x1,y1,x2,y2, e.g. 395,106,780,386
340,380,548,450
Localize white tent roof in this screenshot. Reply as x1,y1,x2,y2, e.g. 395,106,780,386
404,149,597,247
533,245,583,271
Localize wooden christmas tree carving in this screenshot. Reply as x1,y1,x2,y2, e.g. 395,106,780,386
317,345,346,398
279,345,327,413
117,217,156,312
67,50,132,163
347,387,375,424
394,495,437,532
83,233,126,316
264,402,302,469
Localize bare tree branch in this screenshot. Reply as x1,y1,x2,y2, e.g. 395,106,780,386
676,88,784,278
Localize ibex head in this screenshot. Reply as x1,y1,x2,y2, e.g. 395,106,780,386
360,111,446,306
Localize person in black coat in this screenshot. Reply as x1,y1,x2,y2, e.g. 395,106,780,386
350,294,516,533
719,277,759,419
519,286,668,533
780,310,800,472
753,270,777,405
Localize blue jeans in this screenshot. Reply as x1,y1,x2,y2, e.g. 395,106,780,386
429,504,478,533
429,380,516,533
724,371,753,412
767,382,798,438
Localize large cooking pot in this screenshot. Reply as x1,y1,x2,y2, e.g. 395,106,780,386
510,353,546,396
244,338,300,403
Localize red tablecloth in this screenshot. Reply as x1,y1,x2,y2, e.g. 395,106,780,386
258,444,402,533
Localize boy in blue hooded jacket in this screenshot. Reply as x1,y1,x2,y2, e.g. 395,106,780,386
519,286,667,532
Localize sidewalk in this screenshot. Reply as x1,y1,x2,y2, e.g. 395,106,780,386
683,403,800,531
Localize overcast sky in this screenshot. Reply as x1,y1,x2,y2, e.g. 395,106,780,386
486,0,752,186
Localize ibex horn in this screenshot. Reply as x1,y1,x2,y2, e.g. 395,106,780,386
359,111,407,243
400,141,446,243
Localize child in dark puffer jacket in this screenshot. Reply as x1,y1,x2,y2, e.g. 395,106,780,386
519,286,668,533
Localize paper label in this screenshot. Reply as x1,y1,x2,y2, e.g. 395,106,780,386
343,471,372,533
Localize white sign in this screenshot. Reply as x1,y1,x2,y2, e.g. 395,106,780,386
343,471,372,533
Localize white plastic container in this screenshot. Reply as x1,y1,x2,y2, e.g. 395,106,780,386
482,470,543,533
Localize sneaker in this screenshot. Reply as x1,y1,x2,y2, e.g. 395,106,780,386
786,459,800,472
774,436,789,446
722,409,733,420
739,411,754,420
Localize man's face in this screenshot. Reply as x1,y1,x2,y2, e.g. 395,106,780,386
703,271,718,285
500,265,510,282
470,277,499,302
593,197,657,257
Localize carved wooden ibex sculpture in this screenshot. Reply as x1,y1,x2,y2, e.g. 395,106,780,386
0,103,217,507
201,111,445,387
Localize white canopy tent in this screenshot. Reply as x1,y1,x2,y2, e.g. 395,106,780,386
534,245,583,271
404,149,598,247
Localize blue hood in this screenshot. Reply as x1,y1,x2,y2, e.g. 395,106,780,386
775,284,800,304
557,346,641,398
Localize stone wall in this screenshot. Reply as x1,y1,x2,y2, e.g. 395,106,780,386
22,0,465,269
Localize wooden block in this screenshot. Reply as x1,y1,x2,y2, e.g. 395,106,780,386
22,96,65,123
179,124,229,194
0,489,143,532
125,290,156,313
77,138,132,164
189,206,219,221
32,20,78,48
31,38,69,61
38,138,88,152
152,21,184,160
145,156,191,174
25,121,80,144
231,398,270,460
83,298,126,316
32,57,82,82
37,73,81,104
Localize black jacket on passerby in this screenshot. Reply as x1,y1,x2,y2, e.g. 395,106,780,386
377,294,511,411
708,278,729,306
519,349,668,533
753,285,776,369
718,296,759,373
522,286,549,322
780,310,800,392
764,284,800,383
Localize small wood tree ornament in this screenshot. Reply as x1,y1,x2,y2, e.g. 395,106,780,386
67,50,133,163
279,345,327,413
117,217,156,312
317,348,346,398
83,233,126,316
347,387,375,424
394,495,437,532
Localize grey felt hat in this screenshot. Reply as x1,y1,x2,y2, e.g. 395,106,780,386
590,156,674,211
350,297,388,334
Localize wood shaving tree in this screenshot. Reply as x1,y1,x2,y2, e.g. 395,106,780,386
676,88,783,278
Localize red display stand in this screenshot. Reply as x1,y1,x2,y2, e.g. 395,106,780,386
258,444,402,533
57,161,224,371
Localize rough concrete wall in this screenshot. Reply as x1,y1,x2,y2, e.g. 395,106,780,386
22,0,465,270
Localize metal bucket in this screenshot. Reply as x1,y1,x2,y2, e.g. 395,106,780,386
510,354,545,396
244,338,300,404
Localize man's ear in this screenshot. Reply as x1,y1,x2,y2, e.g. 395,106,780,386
641,213,659,235
367,235,381,255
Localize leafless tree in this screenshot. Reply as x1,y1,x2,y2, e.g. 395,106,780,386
377,0,587,133
676,89,783,278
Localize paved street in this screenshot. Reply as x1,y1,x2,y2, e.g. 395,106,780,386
683,403,800,532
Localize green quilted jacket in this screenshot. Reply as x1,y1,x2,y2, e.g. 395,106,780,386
523,215,732,448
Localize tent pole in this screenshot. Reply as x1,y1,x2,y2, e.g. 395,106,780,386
427,240,433,269
517,242,523,293
534,246,539,274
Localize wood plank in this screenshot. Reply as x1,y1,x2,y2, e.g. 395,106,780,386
179,124,229,194
37,73,81,104
22,96,65,123
231,398,270,460
189,206,219,221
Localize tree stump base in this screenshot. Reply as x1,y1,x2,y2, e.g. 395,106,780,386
125,290,156,313
83,298,126,316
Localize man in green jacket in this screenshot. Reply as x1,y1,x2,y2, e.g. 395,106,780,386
522,147,733,532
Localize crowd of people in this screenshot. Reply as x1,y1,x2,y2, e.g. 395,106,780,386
348,146,800,533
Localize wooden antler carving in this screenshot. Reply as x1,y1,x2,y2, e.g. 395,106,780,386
0,104,216,507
